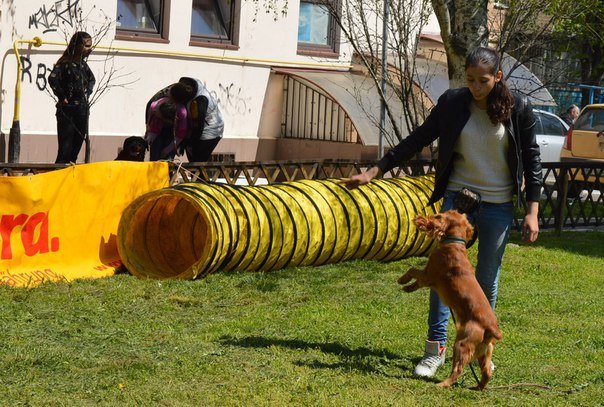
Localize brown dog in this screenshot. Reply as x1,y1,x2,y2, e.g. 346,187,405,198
398,210,502,389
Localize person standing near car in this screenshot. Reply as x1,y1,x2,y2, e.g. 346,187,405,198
48,31,95,164
342,46,542,379
560,104,580,127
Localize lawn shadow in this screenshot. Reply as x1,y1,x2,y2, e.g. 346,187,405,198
219,335,425,379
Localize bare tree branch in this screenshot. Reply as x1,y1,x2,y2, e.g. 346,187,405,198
322,0,433,147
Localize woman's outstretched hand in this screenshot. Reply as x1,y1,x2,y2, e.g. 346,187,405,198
340,166,380,189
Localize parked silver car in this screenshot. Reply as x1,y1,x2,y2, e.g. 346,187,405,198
532,109,570,187
533,109,569,163
533,109,568,162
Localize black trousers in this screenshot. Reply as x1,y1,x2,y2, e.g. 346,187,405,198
55,106,88,164
149,125,177,161
185,138,220,163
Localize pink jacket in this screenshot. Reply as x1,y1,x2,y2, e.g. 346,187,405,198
147,97,188,140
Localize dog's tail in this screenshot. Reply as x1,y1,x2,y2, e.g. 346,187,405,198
484,326,503,343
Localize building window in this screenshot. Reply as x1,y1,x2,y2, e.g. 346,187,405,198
116,0,170,42
297,0,340,57
190,0,239,49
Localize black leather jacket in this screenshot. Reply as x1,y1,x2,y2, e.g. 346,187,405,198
377,87,543,206
48,61,95,108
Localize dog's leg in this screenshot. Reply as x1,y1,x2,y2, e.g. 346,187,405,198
474,342,495,390
398,268,426,292
397,267,422,285
402,281,422,292
438,339,473,388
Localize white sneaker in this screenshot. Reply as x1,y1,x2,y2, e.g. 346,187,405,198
414,340,446,377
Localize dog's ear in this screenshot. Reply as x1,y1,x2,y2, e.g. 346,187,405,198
413,215,429,231
430,214,447,240
414,215,436,235
414,214,446,240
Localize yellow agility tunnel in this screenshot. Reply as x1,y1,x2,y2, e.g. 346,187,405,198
117,175,439,280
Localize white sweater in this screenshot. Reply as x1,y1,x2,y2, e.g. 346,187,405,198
447,103,513,203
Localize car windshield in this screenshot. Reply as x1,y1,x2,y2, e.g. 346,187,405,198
574,108,604,131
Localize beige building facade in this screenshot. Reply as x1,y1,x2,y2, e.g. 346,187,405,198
1,0,373,163
0,1,550,164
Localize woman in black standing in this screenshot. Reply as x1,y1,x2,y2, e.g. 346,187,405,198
48,31,95,164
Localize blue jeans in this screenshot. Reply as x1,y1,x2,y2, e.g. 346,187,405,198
427,191,514,346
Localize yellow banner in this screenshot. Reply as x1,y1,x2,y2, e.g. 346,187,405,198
0,161,169,287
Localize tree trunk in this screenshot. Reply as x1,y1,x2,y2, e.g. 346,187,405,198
431,0,490,88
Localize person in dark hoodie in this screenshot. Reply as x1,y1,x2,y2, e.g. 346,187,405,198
48,31,95,164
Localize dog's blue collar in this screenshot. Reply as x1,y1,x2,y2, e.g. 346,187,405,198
440,236,467,245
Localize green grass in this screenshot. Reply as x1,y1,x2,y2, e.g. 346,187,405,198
1,231,603,406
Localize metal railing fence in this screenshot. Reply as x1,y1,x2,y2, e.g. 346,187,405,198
2,160,602,232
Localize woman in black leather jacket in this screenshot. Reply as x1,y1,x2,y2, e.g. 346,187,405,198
343,47,542,378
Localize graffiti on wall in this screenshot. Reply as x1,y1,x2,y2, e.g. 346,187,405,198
28,0,80,33
20,56,52,92
215,83,253,115
1,1,17,42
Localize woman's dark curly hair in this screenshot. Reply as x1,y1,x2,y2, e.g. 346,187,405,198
57,31,92,64
465,47,514,124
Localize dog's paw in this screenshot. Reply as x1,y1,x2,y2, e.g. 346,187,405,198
397,274,411,285
402,282,419,292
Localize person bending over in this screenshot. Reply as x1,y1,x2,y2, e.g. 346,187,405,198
145,82,191,161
